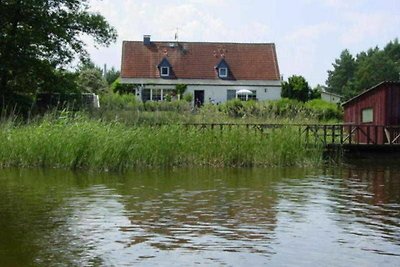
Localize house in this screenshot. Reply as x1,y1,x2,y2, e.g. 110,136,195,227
120,35,282,104
321,91,341,104
342,81,400,144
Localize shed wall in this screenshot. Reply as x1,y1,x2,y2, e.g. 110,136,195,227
344,85,387,143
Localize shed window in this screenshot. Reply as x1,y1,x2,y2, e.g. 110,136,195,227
362,108,373,123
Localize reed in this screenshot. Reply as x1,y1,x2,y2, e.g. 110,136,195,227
0,115,322,171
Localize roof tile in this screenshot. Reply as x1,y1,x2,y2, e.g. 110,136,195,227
121,41,280,81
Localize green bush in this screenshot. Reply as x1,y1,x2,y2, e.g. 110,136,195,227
220,98,245,117
183,92,193,103
111,79,137,94
304,99,343,121
100,93,139,110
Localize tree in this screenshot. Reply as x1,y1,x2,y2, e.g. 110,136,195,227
326,40,400,100
175,84,187,100
77,67,108,94
0,0,117,108
310,84,323,100
105,67,120,85
326,49,356,96
353,51,398,91
281,75,311,102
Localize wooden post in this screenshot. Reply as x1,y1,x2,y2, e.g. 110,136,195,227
349,125,352,144
340,125,344,144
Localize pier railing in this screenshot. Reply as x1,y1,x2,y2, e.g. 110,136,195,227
183,123,400,146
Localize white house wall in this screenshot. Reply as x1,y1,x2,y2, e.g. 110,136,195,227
121,78,281,103
186,85,281,103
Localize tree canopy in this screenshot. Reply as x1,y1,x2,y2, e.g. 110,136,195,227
0,0,117,108
281,75,314,102
326,39,400,100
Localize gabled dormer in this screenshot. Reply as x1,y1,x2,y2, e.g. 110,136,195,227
157,57,172,78
215,58,229,79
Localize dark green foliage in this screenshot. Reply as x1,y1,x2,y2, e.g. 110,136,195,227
105,67,120,85
281,75,312,102
111,79,137,94
0,0,117,110
326,49,356,96
326,39,400,100
175,84,187,99
310,85,322,99
77,67,108,94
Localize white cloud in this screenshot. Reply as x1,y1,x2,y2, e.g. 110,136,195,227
84,0,399,86
321,0,365,9
340,11,399,45
286,23,336,42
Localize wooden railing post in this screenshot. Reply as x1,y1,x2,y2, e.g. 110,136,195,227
340,125,344,144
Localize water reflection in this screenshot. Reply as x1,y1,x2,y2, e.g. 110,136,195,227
327,164,400,254
0,166,399,266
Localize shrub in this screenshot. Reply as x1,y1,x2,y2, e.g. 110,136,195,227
100,93,139,110
183,92,193,103
304,99,343,121
220,99,245,117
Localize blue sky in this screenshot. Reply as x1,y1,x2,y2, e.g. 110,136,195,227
87,0,400,87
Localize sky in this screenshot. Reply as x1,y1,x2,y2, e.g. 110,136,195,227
87,0,400,87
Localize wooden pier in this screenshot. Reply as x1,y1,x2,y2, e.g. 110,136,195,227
183,123,400,152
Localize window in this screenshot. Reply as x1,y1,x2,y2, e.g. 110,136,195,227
142,88,174,102
160,67,169,77
215,59,229,79
152,89,162,101
227,90,236,100
219,67,228,78
142,89,151,102
362,108,373,123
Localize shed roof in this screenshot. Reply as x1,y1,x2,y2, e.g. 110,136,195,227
121,41,280,81
342,81,400,107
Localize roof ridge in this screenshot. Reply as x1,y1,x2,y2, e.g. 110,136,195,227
122,40,276,45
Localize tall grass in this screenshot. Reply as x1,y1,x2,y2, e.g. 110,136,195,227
0,115,322,171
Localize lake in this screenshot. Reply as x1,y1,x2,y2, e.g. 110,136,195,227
0,163,399,266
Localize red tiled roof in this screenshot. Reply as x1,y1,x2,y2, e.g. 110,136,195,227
121,41,280,81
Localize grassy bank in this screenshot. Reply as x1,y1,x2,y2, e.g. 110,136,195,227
0,115,322,171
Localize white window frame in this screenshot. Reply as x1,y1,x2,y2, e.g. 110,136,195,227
219,67,228,78
160,67,169,77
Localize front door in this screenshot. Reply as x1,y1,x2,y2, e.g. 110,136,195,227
194,90,204,107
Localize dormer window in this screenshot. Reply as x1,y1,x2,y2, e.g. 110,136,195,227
160,66,169,77
157,57,172,78
215,58,230,79
219,67,228,78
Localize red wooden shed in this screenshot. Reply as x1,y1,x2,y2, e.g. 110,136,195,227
342,81,400,144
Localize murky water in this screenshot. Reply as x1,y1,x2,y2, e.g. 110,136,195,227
0,164,399,266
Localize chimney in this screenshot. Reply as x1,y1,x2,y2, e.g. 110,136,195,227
143,35,151,45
